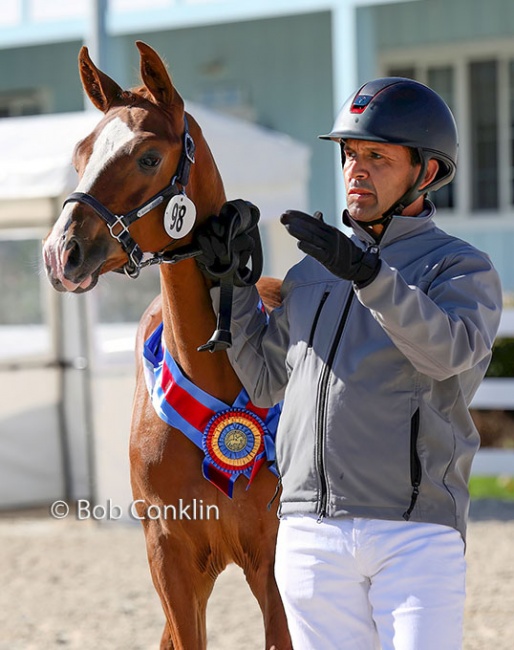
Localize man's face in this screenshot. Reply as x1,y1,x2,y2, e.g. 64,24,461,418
343,139,421,223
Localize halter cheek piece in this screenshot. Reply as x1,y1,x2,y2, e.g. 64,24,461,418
63,115,197,279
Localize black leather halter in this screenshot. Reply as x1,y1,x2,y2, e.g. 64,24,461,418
63,115,197,278
62,114,265,353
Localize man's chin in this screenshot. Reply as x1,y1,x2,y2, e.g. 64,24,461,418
347,210,381,224
346,198,380,222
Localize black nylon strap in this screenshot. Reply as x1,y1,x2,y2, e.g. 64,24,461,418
175,118,196,186
63,191,144,272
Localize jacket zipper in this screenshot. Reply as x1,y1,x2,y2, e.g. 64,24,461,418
266,476,282,512
308,291,330,348
267,444,283,511
403,407,422,520
316,290,355,520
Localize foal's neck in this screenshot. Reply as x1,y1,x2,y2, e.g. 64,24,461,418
159,126,241,402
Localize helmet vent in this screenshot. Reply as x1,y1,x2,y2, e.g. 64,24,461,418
350,94,372,114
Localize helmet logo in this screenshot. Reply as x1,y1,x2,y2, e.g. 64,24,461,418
351,94,372,114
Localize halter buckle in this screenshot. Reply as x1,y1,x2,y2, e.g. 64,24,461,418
184,131,196,165
108,215,130,241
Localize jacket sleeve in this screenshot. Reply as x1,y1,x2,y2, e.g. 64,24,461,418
210,283,290,407
355,250,503,381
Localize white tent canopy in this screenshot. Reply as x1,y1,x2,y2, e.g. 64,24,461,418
0,105,310,222
0,106,309,510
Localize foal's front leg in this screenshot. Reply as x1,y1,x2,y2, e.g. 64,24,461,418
232,479,292,650
143,518,217,650
242,548,292,650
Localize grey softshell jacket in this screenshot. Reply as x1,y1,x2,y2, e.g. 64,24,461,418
215,203,502,540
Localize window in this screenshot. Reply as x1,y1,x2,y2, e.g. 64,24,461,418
0,89,46,118
385,52,514,216
386,65,455,210
388,66,415,79
470,61,498,211
0,234,51,360
509,61,514,206
427,66,455,210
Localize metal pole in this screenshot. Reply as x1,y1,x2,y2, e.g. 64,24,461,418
87,0,109,73
82,0,109,112
75,1,110,506
330,3,358,223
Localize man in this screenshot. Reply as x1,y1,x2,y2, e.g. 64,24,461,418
200,78,503,649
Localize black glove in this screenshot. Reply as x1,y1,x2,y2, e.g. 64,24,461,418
194,214,255,283
280,210,381,287
194,198,263,287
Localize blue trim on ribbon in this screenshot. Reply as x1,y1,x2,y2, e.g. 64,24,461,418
143,322,280,497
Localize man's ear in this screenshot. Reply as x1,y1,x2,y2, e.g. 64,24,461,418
419,159,440,191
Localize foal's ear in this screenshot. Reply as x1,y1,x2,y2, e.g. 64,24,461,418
79,46,124,113
136,41,180,109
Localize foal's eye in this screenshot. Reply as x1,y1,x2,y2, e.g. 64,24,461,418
139,154,161,169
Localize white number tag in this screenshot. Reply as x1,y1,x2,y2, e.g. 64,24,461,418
163,194,196,239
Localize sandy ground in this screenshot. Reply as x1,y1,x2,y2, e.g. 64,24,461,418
0,500,513,650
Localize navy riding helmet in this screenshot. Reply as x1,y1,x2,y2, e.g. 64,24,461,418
320,77,458,221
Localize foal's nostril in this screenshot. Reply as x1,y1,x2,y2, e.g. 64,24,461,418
66,237,84,271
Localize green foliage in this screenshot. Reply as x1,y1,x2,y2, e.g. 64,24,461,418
486,338,514,378
469,475,514,501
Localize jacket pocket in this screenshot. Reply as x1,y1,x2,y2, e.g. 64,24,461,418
403,408,422,520
308,291,330,348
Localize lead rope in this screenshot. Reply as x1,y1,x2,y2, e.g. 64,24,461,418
195,199,263,353
197,276,235,352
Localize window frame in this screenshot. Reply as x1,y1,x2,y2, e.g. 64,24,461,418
380,38,514,230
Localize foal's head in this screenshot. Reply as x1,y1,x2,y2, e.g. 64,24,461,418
43,41,224,293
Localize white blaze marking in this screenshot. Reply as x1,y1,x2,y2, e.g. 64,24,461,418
77,116,135,193
43,116,135,288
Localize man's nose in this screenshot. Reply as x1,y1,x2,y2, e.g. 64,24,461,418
346,157,369,179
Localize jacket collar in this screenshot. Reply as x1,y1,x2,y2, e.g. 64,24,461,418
343,200,436,248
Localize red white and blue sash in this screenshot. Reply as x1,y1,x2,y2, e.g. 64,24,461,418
143,322,280,498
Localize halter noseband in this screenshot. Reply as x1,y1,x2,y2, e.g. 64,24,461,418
63,115,197,278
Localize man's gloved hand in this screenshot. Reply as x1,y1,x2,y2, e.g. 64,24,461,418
194,214,256,285
280,210,381,287
193,200,262,285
